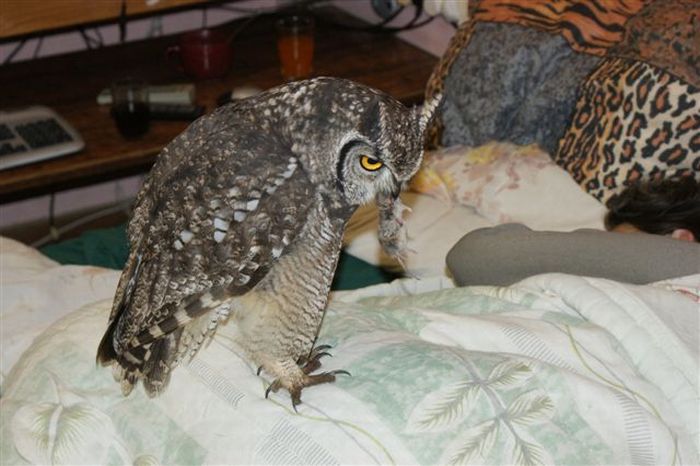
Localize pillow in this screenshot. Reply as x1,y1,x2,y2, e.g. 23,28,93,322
343,191,494,278
553,57,700,204
553,0,700,203
411,142,607,231
608,0,699,91
422,0,647,150
438,22,601,155
446,223,700,286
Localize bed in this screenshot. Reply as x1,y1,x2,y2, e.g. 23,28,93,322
2,232,699,465
2,0,699,464
2,142,698,465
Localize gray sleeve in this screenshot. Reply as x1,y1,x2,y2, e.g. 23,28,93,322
446,223,700,286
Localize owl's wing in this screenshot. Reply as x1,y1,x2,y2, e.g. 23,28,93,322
98,114,315,393
103,110,230,330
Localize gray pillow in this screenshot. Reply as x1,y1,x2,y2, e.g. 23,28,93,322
441,22,600,155
447,223,700,286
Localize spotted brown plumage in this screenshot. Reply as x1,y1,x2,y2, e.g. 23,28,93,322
97,77,441,405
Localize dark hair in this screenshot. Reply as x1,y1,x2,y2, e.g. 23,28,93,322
605,177,700,241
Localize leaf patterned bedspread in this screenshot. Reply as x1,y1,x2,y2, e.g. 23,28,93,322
1,273,698,465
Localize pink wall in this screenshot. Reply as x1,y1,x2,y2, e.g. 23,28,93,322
0,1,279,63
333,0,454,57
0,0,455,232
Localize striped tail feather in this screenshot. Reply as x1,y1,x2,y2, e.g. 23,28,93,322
128,286,230,348
97,286,231,397
104,330,180,397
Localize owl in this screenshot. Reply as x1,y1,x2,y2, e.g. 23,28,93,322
97,77,441,406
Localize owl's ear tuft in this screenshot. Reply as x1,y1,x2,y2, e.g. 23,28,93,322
416,92,443,136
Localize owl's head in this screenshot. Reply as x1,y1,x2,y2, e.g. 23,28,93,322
333,95,436,206
294,80,439,207
272,78,440,206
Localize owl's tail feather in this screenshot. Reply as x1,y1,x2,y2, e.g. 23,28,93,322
105,328,183,397
142,329,182,397
129,286,230,349
99,288,230,397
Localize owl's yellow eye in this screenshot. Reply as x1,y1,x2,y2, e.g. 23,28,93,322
360,155,383,171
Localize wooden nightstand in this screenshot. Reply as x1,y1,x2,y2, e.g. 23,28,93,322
0,7,438,203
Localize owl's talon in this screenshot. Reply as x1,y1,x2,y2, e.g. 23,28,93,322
265,380,281,398
305,344,333,360
290,389,302,410
257,365,263,376
311,351,332,361
312,344,333,352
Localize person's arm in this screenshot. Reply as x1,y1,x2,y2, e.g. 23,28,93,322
446,223,700,286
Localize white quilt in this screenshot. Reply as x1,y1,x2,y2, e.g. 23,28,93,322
1,236,698,465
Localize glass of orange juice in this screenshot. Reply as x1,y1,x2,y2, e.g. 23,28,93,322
276,15,315,81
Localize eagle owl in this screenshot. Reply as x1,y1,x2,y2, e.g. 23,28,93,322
97,77,440,406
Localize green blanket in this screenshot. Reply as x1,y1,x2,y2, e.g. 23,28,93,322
40,224,397,290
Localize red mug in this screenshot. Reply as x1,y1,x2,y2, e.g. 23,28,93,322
167,28,232,80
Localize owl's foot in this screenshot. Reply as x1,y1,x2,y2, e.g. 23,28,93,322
265,369,351,409
262,344,350,409
257,344,333,376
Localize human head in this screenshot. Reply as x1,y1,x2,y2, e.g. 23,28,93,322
605,177,700,243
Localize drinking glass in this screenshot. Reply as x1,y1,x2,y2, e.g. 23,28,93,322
276,15,315,81
110,78,150,139
167,28,232,80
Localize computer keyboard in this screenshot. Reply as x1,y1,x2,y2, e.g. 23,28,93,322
0,106,85,170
